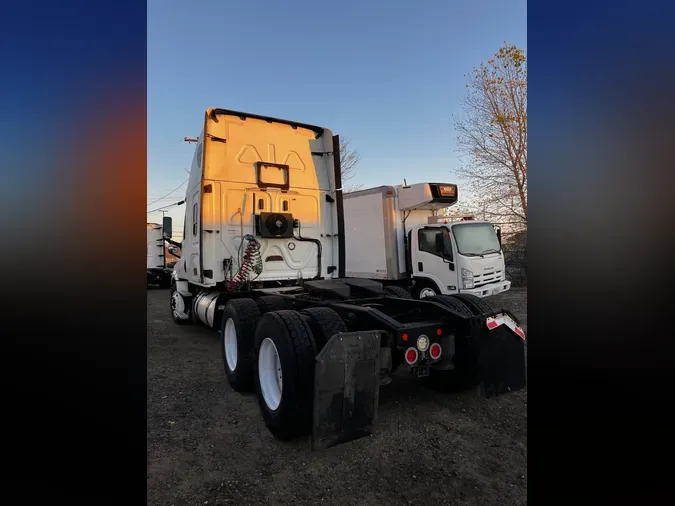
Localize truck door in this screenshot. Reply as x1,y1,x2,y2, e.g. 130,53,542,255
189,190,201,283
411,226,456,295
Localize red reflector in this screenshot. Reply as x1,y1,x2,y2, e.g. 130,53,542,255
429,343,442,360
405,348,418,365
486,320,499,330
514,327,526,340
402,333,408,342
436,328,442,336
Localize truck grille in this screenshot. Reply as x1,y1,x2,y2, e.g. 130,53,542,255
474,270,503,287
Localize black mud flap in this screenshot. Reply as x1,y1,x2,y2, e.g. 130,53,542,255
476,323,527,398
312,331,381,451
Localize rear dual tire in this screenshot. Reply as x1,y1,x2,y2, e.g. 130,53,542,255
424,294,497,391
221,299,261,392
254,307,347,440
220,299,348,441
253,310,317,440
383,285,413,299
255,295,292,314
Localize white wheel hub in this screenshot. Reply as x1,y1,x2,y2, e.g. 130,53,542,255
224,318,238,372
419,287,437,298
171,291,188,319
258,337,283,411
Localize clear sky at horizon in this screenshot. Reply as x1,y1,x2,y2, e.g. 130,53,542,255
148,0,527,237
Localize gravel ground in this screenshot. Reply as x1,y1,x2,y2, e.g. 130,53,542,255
147,287,527,506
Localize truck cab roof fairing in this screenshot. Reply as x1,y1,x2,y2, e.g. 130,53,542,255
210,109,325,139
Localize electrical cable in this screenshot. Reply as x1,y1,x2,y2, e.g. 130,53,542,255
226,235,263,292
147,178,189,207
147,199,185,214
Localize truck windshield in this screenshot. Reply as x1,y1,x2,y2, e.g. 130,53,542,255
452,223,501,256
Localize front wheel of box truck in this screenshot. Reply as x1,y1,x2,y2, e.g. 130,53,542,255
412,280,440,299
253,310,316,440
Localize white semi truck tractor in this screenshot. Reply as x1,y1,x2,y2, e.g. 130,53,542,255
169,108,526,450
343,184,511,299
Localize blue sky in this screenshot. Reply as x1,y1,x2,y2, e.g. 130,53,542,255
148,0,526,236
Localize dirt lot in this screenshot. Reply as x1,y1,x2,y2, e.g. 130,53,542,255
147,288,527,506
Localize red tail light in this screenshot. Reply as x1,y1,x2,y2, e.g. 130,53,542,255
404,347,418,365
429,343,442,360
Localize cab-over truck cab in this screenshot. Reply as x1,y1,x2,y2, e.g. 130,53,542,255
407,218,511,298
343,182,511,299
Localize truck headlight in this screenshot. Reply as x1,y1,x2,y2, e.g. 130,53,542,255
461,268,474,289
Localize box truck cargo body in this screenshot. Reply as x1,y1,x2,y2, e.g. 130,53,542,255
147,218,176,288
343,183,511,299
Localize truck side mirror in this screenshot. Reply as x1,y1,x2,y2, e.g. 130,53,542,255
496,227,502,246
163,216,173,238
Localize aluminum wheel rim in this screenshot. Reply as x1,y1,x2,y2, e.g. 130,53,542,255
224,318,238,371
419,287,436,298
259,337,283,411
171,291,181,318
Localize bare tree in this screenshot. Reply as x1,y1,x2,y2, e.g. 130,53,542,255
339,137,363,193
454,43,527,228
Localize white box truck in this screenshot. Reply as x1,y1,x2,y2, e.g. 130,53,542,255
169,108,526,450
147,217,179,288
343,183,511,299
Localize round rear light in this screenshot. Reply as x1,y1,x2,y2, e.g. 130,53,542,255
429,343,442,360
405,347,418,365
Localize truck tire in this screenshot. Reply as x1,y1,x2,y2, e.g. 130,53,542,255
170,283,192,325
256,295,292,314
424,295,481,391
253,310,316,440
299,307,347,350
221,299,261,392
450,294,495,315
384,285,413,299
295,293,323,303
412,280,440,299
424,295,474,317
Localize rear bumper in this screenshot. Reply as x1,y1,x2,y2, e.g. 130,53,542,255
461,280,511,298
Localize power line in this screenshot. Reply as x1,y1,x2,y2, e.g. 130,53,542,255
147,178,189,207
147,199,185,214
147,197,182,203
